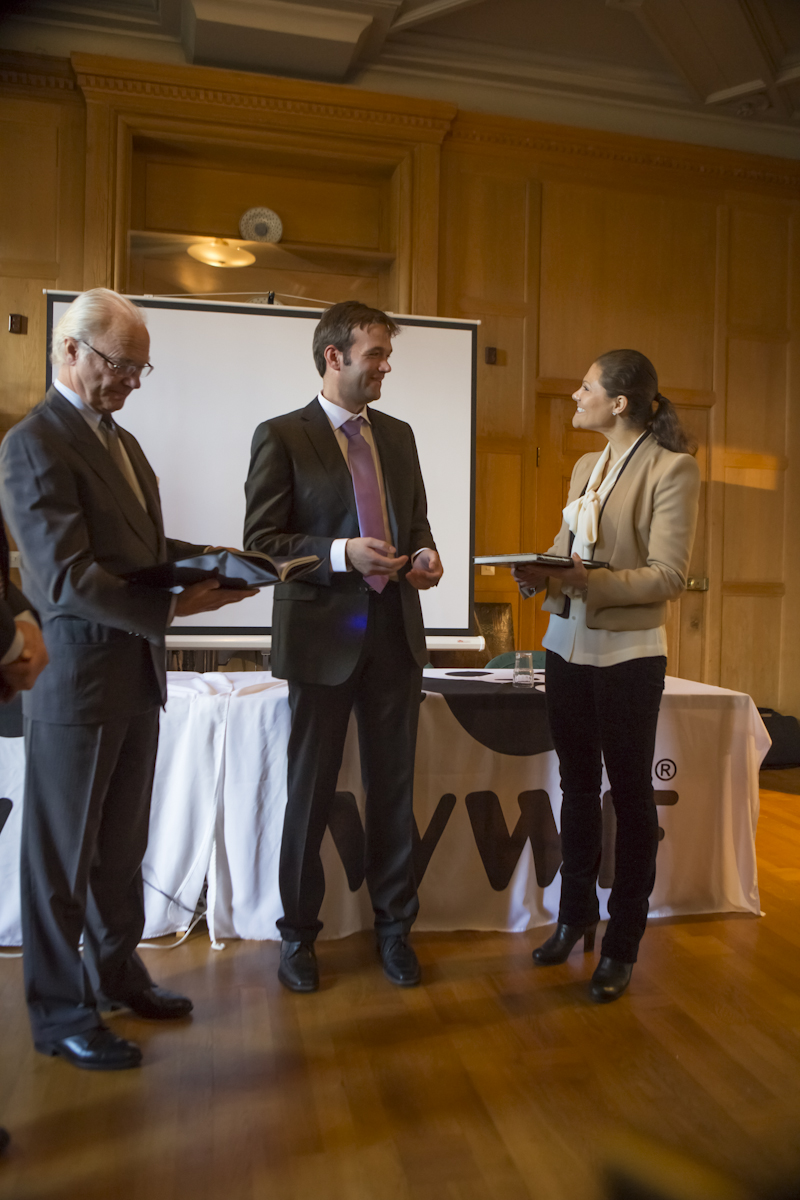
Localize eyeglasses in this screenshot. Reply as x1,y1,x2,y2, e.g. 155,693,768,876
82,341,153,379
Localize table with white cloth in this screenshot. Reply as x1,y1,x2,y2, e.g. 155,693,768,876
0,670,768,946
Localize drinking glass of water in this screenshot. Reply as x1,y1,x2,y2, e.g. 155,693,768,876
513,651,535,688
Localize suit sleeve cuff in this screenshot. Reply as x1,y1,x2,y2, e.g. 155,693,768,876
167,596,178,626
331,539,351,573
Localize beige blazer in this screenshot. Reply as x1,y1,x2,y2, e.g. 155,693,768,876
540,434,701,632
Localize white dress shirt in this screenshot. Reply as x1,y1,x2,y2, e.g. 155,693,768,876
317,393,431,574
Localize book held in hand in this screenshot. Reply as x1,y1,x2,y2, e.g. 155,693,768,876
125,548,319,590
474,553,610,570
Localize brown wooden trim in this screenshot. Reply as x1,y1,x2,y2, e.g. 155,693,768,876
449,110,800,194
0,51,77,95
71,53,457,144
722,582,785,597
0,260,59,279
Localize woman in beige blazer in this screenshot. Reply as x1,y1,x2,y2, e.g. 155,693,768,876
514,349,700,1003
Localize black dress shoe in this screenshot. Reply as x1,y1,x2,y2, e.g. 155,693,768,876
109,985,193,1020
278,941,319,993
589,956,634,1003
0,1126,9,1154
532,921,598,966
378,935,421,987
35,1026,142,1071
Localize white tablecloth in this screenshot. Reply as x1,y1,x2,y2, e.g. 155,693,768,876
0,670,768,945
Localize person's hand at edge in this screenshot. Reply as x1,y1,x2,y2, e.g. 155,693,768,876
0,621,49,696
174,578,258,617
345,538,408,577
406,549,443,591
512,553,589,593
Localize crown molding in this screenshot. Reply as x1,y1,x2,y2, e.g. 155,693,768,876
0,50,77,93
448,110,800,192
70,51,457,141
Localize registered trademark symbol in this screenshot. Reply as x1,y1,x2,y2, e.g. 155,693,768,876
655,759,676,781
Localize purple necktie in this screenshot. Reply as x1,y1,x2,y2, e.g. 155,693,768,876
341,416,387,594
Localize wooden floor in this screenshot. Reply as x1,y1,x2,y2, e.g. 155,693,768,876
1,783,800,1200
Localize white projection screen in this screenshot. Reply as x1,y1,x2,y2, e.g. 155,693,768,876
46,294,477,639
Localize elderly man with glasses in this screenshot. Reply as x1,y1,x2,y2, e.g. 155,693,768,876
0,288,256,1071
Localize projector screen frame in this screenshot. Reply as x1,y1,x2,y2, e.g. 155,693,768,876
44,291,478,641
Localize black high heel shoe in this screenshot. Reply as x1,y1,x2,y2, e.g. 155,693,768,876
532,921,598,966
589,956,633,1002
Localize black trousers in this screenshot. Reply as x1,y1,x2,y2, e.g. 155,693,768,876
21,710,159,1044
278,583,422,943
545,649,666,964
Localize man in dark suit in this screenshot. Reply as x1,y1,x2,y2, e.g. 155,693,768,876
0,514,48,1149
244,300,442,993
0,288,256,1071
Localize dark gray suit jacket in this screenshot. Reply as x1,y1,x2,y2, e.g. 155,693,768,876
0,518,32,661
0,387,203,723
243,397,435,686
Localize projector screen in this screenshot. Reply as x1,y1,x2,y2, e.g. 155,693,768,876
46,294,477,638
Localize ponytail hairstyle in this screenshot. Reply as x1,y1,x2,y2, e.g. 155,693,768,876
594,349,697,455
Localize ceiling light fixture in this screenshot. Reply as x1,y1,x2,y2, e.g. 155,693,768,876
187,239,256,268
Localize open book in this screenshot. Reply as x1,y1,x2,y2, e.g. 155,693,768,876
125,548,320,590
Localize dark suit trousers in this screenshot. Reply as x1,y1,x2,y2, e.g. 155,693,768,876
21,710,159,1043
544,650,666,964
278,583,422,943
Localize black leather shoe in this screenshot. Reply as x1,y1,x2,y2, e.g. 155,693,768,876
35,1026,142,1071
532,921,598,966
278,941,318,993
109,985,193,1020
378,935,421,987
0,1126,9,1154
589,956,634,1003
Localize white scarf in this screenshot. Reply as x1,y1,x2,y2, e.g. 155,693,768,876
562,439,639,562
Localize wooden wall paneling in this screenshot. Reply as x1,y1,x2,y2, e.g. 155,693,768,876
728,203,791,331
410,141,440,316
438,152,542,649
723,465,785,582
0,84,85,420
83,98,115,289
538,182,717,392
718,201,791,705
673,405,710,681
473,446,522,645
473,450,523,556
725,337,789,460
781,206,800,715
387,153,412,312
703,204,730,688
138,160,385,248
719,595,783,705
72,54,455,314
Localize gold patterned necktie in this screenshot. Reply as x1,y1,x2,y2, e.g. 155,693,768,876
100,414,127,475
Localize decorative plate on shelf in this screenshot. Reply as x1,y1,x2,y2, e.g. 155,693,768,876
239,207,283,243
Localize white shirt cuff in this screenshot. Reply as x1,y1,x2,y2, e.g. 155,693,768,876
331,538,351,573
412,547,434,562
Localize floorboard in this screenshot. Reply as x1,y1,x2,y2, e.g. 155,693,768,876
1,789,799,1199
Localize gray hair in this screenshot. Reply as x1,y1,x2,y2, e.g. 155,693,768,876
50,288,147,365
